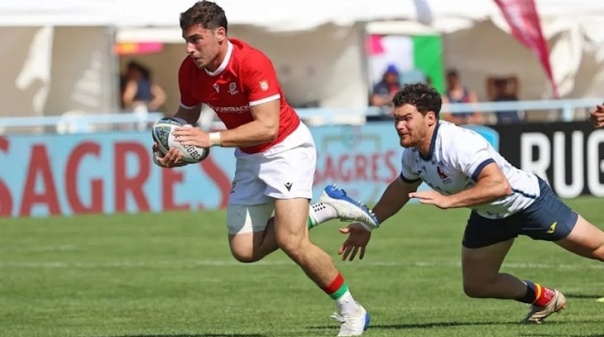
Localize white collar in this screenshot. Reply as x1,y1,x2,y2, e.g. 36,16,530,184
204,41,233,77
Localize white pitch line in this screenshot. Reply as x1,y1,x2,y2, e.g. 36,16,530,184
0,245,77,253
0,260,602,270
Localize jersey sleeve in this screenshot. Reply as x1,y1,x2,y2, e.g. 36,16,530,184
240,50,281,106
449,130,496,181
178,58,202,109
399,149,421,183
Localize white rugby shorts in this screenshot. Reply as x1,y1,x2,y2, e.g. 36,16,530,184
226,122,316,234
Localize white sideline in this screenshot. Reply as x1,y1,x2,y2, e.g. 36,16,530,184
0,259,602,270
0,245,77,253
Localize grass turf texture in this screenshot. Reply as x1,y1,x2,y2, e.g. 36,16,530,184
1,197,603,337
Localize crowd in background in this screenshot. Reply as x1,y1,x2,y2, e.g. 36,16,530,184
119,59,527,127
369,65,522,125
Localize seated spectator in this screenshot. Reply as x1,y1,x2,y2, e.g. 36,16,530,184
487,75,522,124
368,64,401,121
441,69,483,125
121,61,167,113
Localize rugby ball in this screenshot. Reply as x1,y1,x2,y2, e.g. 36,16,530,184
151,117,210,163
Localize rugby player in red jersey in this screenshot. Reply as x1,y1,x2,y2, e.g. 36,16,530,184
153,2,378,335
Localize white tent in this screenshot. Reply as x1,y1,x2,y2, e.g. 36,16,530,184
0,26,116,120
2,0,604,29
1,0,604,118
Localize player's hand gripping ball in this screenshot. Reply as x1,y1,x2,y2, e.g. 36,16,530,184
151,117,210,164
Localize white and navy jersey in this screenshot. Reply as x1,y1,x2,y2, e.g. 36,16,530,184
400,121,539,219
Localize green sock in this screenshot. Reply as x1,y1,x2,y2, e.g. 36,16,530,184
308,216,316,229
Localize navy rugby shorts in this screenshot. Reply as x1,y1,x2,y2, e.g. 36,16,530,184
462,177,578,249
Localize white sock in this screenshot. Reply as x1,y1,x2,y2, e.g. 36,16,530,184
336,290,358,315
308,202,338,228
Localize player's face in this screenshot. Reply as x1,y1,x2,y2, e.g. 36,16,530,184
183,24,226,70
393,104,433,148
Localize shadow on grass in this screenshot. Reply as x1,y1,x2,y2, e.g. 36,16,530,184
91,334,265,337
308,320,517,332
310,318,604,331
521,334,604,337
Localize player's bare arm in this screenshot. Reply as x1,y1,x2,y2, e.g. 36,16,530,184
174,99,280,149
216,99,280,148
338,178,421,261
439,162,511,208
174,104,202,125
373,177,421,224
171,105,213,148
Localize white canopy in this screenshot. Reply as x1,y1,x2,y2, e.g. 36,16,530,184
1,0,604,30
2,0,604,120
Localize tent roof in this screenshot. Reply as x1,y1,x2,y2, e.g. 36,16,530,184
2,0,604,30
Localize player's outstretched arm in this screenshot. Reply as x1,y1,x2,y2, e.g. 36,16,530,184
372,177,422,225
444,162,511,208
338,178,421,261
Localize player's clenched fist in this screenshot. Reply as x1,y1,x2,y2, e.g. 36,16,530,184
590,105,604,128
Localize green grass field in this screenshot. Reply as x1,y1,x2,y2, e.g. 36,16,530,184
1,197,603,337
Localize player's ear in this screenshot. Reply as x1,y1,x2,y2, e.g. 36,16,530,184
215,27,227,42
427,111,437,126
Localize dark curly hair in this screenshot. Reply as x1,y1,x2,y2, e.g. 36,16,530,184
392,83,441,118
180,1,228,33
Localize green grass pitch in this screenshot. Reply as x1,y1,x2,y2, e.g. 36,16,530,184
1,197,603,337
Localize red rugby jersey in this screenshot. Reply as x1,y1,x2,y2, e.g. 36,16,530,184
178,38,300,154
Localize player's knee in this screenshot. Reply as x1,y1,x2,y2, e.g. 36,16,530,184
229,239,264,263
592,244,604,262
232,252,256,263
276,233,307,258
463,280,492,298
230,248,262,263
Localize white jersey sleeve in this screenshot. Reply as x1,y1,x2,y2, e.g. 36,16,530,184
399,148,422,183
446,129,496,181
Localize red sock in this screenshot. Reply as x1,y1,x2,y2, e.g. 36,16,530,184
533,284,556,307
321,273,348,300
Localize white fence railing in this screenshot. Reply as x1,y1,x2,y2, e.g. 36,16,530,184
0,98,600,133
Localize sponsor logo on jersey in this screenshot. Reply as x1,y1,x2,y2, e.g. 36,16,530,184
228,82,238,95
436,166,448,179
259,80,269,91
207,103,249,114
436,165,452,184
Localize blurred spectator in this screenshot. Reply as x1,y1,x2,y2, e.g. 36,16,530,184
487,75,522,124
441,69,482,125
120,61,167,113
370,64,400,108
367,64,401,121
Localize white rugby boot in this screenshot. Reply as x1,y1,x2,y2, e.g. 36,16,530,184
319,184,380,231
331,302,370,337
